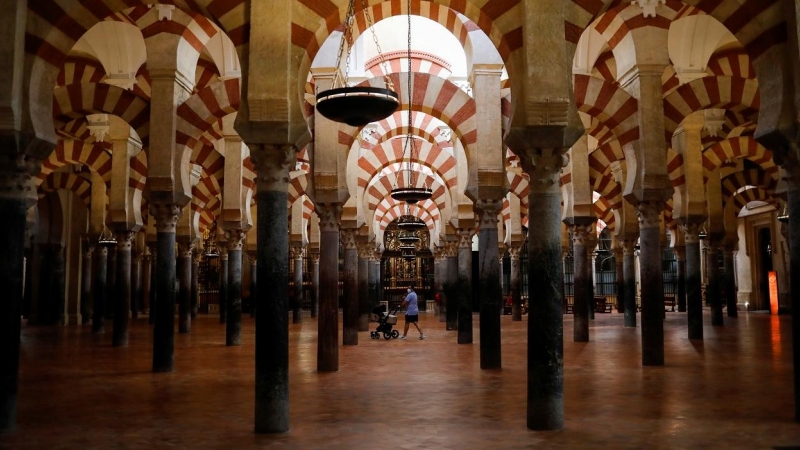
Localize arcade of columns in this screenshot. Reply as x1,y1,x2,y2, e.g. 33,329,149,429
1,0,799,436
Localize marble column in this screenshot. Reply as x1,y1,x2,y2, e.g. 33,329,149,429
290,245,304,324
509,246,522,321
0,165,36,433
341,229,358,346
357,245,370,332
142,251,152,317
723,245,738,317
113,231,135,347
148,246,156,326
227,230,245,346
248,252,257,318
707,239,724,326
435,251,447,322
446,242,458,330
367,253,379,314
51,245,66,326
613,247,624,314
570,223,594,343
251,144,293,433
621,240,637,327
785,182,800,421
456,228,473,344
105,247,116,320
219,247,229,324
681,222,703,340
317,203,342,371
131,252,141,320
675,246,687,312
177,242,193,334
310,252,319,318
476,199,503,369
92,246,108,334
81,245,93,325
638,202,664,366
150,204,181,373
191,249,200,319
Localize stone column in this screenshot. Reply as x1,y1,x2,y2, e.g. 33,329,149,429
357,244,370,331
51,245,66,326
251,144,293,433
621,240,637,327
476,199,503,368
113,231,135,347
219,247,229,324
680,222,703,340
570,222,594,342
446,241,458,330
638,202,665,366
177,242,193,334
227,229,245,346
191,249,200,319
105,247,116,320
81,245,93,325
317,203,342,370
341,229,358,346
674,246,687,312
150,203,181,373
310,252,319,318
248,252,257,318
290,245,304,324
131,252,141,320
148,246,156,326
509,246,522,321
456,228,473,344
0,160,37,433
613,247,624,314
706,239,724,326
723,244,738,317
92,246,108,333
367,251,379,314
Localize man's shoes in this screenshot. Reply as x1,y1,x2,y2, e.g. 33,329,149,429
419,335,425,340
400,336,407,340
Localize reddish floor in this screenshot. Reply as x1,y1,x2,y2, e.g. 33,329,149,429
1,310,799,449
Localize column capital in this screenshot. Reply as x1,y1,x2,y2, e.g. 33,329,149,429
620,239,637,256
227,228,246,251
340,229,357,249
177,241,194,258
115,230,136,251
673,246,686,261
149,203,182,233
475,198,503,229
636,201,663,230
679,221,703,245
250,144,296,192
568,220,597,247
357,242,374,259
290,245,305,260
0,152,39,204
316,202,343,232
515,148,568,193
219,246,229,260
456,228,473,249
508,245,522,261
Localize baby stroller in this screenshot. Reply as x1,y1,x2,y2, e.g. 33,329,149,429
369,305,400,339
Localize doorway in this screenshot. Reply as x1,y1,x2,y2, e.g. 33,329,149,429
756,227,773,310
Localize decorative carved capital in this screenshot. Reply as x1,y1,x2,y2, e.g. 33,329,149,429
149,203,182,233
516,149,568,193
0,153,38,202
310,251,320,263
621,239,637,256
569,222,596,247
636,201,663,230
679,222,703,245
357,243,375,259
178,242,194,258
508,245,522,261
290,245,305,260
115,230,136,251
219,246,229,260
340,229,357,249
475,198,503,230
250,144,295,192
316,202,343,232
83,244,95,259
227,229,246,251
456,228,473,249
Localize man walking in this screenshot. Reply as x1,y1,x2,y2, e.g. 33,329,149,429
400,286,425,340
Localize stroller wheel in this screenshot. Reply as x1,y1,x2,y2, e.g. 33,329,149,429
370,331,378,339
383,332,392,340
391,330,399,339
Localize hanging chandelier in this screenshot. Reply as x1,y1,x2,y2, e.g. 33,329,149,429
98,226,117,247
315,0,399,127
398,230,420,244
389,0,432,204
397,204,427,231
778,203,789,223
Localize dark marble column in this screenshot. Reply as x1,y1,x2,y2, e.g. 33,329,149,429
0,171,35,433
675,246,687,312
51,245,66,326
341,229,358,346
148,246,156,326
112,231,135,347
141,251,151,317
446,242,458,330
613,247,624,314
638,201,664,366
456,228,473,344
435,251,447,322
92,246,109,333
723,244,738,317
191,249,200,319
357,245,370,332
177,242,193,334
707,239,724,326
367,253,378,313
317,203,342,371
310,252,319,318
570,222,594,342
131,252,141,320
680,223,703,340
476,199,503,368
621,240,637,327
517,150,566,431
248,252,257,318
105,247,116,320
509,246,522,321
150,203,181,373
251,144,293,433
81,245,93,325
219,248,229,323
290,245,304,324
227,230,245,346
785,184,800,422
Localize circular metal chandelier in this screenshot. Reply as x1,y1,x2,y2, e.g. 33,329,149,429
98,226,117,247
389,0,432,204
315,0,399,127
398,231,420,244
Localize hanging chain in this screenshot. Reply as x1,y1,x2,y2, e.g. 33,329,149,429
333,0,356,88
360,0,393,90
405,0,415,188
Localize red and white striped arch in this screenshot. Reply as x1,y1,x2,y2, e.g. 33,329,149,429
593,195,615,232
358,137,458,190
38,172,92,207
129,151,147,193
368,111,454,150
702,137,777,179
38,140,112,187
574,74,639,147
590,171,623,210
720,168,778,200
364,166,448,214
365,50,452,79
288,174,309,209
175,78,240,148
56,56,107,87
506,170,529,213
375,198,439,234
726,186,778,212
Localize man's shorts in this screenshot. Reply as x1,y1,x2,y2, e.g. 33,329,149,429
405,314,419,323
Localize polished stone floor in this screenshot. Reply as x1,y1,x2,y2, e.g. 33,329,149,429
1,310,799,449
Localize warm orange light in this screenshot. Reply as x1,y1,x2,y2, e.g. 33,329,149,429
768,271,779,315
